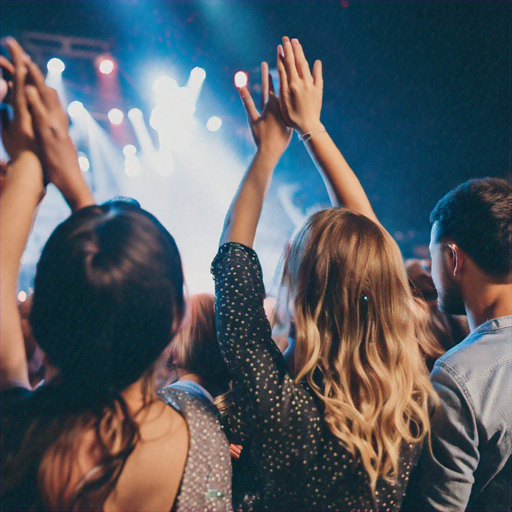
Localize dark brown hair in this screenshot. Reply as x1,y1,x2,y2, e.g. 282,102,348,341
2,200,185,511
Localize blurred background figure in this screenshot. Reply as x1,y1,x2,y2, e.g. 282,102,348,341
406,258,469,370
164,293,231,401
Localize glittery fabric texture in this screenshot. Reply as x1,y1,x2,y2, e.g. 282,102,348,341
158,387,233,512
212,242,421,512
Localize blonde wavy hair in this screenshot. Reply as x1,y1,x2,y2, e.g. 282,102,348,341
282,208,436,491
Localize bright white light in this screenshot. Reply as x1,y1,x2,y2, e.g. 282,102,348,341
124,154,142,177
149,107,159,130
234,71,248,88
190,67,206,82
77,152,90,172
68,101,84,117
17,290,27,303
123,144,137,157
153,75,178,97
128,108,143,120
108,108,124,125
47,58,65,74
98,57,115,75
206,116,222,132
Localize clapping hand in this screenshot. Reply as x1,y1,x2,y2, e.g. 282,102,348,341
277,37,324,136
238,61,292,159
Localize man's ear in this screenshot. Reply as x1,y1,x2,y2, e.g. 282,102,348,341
446,243,465,278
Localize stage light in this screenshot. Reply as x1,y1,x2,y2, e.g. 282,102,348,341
47,58,65,74
149,107,159,130
17,291,27,303
124,148,142,177
123,144,137,157
189,67,206,82
128,108,143,120
153,75,178,97
98,56,115,75
77,152,90,172
68,101,84,117
206,116,222,132
234,71,248,88
108,108,124,125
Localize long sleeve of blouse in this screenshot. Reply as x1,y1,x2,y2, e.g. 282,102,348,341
211,243,323,480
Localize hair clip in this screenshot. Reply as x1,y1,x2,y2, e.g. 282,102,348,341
360,295,369,313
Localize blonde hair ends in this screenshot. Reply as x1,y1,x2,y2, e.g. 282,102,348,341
283,208,436,491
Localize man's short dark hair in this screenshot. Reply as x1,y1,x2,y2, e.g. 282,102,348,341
430,177,512,276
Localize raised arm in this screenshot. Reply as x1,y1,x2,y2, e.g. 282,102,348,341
0,39,44,390
219,62,292,247
277,37,380,225
0,39,95,391
24,55,94,212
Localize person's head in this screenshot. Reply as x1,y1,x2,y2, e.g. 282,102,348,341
405,258,437,303
4,200,186,510
168,293,230,397
282,208,433,490
429,178,512,315
30,200,185,399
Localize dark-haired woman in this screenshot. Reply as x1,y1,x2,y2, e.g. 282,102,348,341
0,39,231,512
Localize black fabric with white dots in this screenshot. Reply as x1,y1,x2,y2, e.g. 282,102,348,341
212,242,421,512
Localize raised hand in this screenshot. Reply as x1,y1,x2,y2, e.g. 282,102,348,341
219,62,292,247
1,39,38,162
23,55,94,211
239,61,292,159
275,36,379,224
277,37,324,135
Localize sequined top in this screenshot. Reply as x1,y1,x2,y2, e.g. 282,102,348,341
212,242,421,512
158,387,233,512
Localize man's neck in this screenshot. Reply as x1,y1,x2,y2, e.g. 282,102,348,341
465,281,512,331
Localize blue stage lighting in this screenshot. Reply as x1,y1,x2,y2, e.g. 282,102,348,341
128,108,143,120
68,101,84,117
234,71,248,88
47,58,65,74
77,151,90,172
206,116,222,132
123,144,137,157
108,108,124,125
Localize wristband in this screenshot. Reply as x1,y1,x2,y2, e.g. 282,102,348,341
299,130,327,142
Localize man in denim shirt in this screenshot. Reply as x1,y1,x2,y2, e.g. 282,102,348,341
403,178,512,511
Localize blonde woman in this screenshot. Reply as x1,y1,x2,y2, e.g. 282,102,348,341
212,38,435,511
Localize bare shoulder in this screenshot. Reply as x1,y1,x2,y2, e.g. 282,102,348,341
107,401,189,512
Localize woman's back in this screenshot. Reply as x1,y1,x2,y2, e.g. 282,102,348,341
212,241,428,511
2,380,233,512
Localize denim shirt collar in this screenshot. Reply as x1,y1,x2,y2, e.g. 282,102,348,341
471,315,512,337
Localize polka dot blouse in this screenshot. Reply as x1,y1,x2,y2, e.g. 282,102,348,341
212,243,421,512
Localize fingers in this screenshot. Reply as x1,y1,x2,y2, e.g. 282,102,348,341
261,61,269,108
282,37,299,82
290,38,312,81
5,38,31,129
276,46,289,96
313,59,323,88
0,56,14,103
229,444,243,459
0,55,15,76
25,58,61,110
25,85,49,129
238,86,259,123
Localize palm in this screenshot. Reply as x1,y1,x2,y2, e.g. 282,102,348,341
240,62,292,157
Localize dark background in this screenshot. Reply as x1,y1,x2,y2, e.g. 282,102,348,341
2,0,511,256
